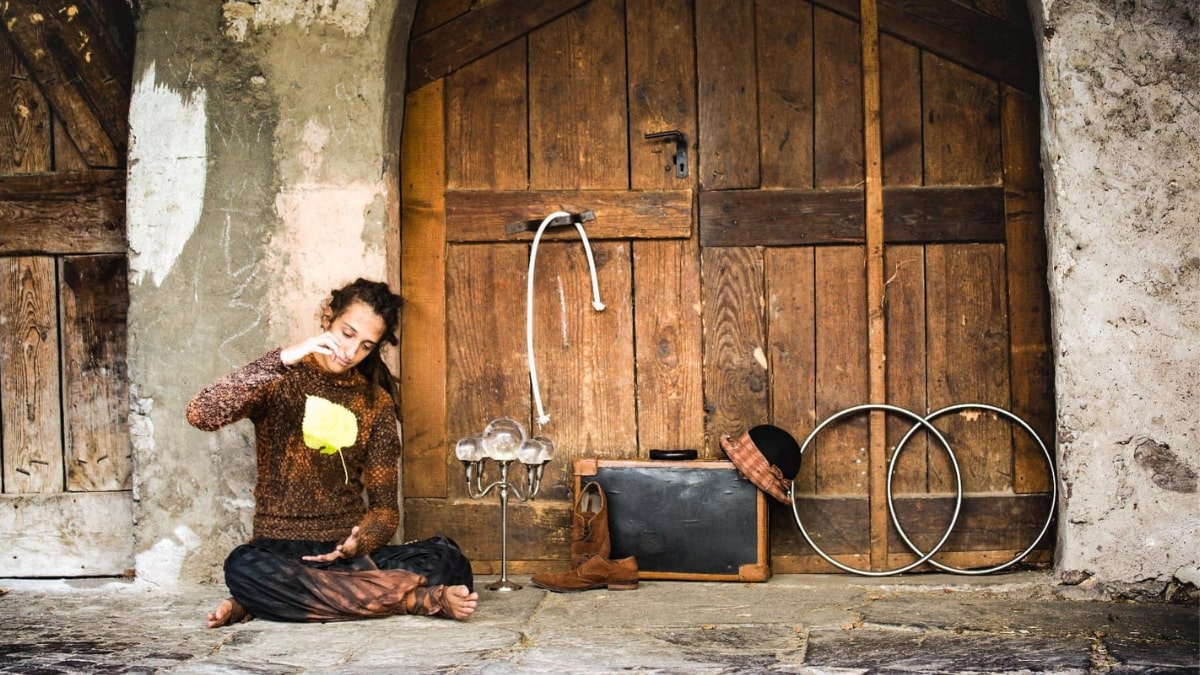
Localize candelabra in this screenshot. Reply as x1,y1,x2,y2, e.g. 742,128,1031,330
455,417,554,591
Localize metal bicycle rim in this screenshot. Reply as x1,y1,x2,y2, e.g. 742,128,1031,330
888,403,1058,575
791,403,963,576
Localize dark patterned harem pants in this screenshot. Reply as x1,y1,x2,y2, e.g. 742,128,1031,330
223,535,474,622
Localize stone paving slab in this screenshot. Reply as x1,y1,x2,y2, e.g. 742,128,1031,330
0,573,1194,674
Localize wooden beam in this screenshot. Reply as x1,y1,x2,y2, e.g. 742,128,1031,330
812,0,1036,93
399,82,449,500
0,171,125,254
407,0,592,91
860,0,889,571
699,185,1005,246
0,0,132,167
772,492,1054,573
445,189,692,242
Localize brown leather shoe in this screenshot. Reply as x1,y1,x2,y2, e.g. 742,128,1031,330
530,555,639,593
572,481,611,567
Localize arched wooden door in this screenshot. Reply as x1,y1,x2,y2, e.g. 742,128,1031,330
399,0,1052,574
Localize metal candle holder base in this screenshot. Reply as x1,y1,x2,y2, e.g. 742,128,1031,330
462,457,548,592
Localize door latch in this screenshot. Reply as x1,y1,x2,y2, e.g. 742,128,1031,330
644,130,688,178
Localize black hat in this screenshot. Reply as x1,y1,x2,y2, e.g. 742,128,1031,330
720,424,802,504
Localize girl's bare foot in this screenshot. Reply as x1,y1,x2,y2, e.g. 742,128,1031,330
442,585,479,620
206,597,252,628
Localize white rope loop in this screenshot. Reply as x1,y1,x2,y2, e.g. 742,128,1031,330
526,211,605,427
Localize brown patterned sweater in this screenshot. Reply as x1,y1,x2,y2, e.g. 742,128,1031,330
186,349,401,555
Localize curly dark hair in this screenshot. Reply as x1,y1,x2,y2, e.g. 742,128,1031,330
325,278,403,418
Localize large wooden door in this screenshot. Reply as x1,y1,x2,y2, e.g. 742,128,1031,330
399,0,1052,574
0,1,134,576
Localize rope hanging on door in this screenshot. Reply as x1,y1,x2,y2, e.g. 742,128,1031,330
526,211,605,428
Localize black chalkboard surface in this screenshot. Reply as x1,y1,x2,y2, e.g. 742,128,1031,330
573,458,770,582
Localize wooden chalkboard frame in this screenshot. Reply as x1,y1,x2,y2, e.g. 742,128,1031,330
574,458,770,582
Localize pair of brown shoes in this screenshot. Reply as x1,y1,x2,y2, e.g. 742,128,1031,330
530,481,639,592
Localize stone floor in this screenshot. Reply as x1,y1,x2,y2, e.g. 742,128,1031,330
0,571,1195,674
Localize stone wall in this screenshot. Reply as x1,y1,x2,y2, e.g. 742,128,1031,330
124,0,1198,587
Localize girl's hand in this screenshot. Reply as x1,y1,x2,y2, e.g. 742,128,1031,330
281,331,346,367
301,526,361,563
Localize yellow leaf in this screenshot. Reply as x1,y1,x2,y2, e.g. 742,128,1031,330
302,396,358,453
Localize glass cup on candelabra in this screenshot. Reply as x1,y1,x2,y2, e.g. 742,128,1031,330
455,417,555,591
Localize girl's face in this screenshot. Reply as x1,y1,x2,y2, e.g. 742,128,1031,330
319,300,386,374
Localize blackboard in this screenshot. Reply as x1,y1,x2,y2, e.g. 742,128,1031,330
574,459,770,582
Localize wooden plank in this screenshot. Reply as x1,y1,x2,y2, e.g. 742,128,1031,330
528,0,627,190
531,240,637,478
701,247,768,455
446,189,692,242
883,185,1005,239
633,239,705,455
702,188,864,246
399,81,448,499
699,185,1005,246
626,0,700,453
773,492,1053,572
813,246,868,495
879,0,1036,92
407,0,592,91
765,247,817,492
884,547,1052,572
757,0,814,189
971,0,1032,28
626,0,695,191
923,52,1002,186
814,7,863,188
886,492,1054,557
925,244,1012,493
0,35,51,174
0,256,62,494
0,491,132,576
0,0,128,166
695,0,759,190
810,0,1037,94
73,0,135,67
774,495,871,559
52,114,88,171
411,0,473,38
883,245,929,494
861,0,888,570
879,33,922,186
0,171,125,254
879,28,926,498
403,498,572,570
444,244,532,498
59,255,130,491
1002,86,1053,494
445,39,528,191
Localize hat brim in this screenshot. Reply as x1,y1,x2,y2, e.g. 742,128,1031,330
720,432,793,504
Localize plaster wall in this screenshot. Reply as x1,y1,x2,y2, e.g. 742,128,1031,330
124,0,1197,587
126,0,412,585
1036,0,1199,587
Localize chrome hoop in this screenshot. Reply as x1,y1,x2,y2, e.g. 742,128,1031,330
888,403,1058,575
790,403,963,577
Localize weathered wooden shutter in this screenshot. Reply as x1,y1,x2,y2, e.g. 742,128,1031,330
0,1,134,577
